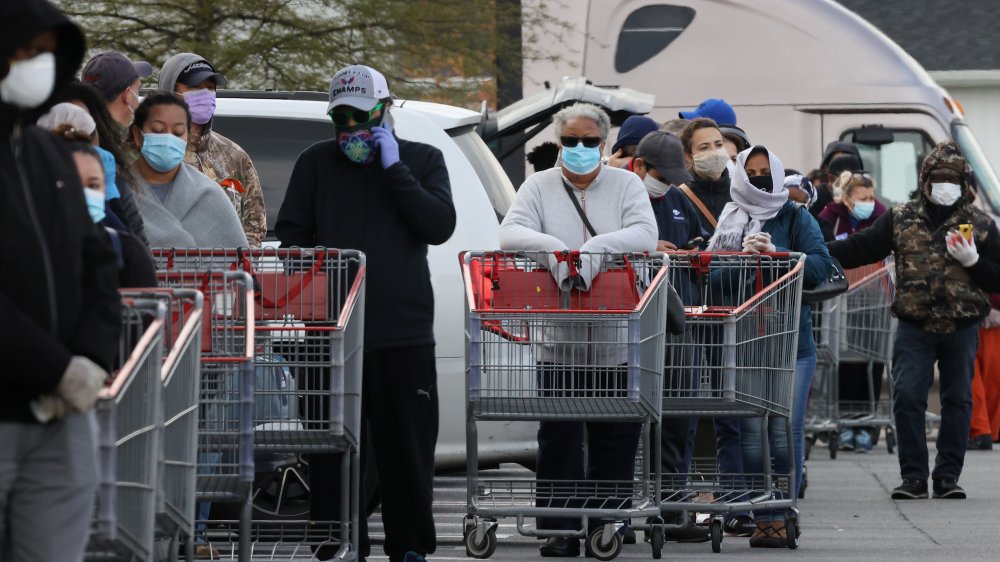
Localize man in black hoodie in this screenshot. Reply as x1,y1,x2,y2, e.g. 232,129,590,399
0,0,122,559
276,65,455,562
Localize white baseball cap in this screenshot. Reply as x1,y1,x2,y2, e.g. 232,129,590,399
327,65,390,113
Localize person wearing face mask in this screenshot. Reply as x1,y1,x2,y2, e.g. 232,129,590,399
819,170,888,241
277,64,454,562
57,128,156,288
500,103,657,557
828,141,1000,501
708,145,832,547
0,1,123,560
679,118,733,240
158,53,267,247
129,91,248,248
810,141,863,218
81,50,152,133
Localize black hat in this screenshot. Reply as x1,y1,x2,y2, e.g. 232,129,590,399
636,131,694,185
828,154,863,176
82,51,153,100
177,59,227,88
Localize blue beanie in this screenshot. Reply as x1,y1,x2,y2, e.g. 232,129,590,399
612,115,659,154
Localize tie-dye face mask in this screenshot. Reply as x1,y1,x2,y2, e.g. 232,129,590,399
338,126,376,164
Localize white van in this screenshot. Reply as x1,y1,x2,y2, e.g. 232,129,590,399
524,0,1000,211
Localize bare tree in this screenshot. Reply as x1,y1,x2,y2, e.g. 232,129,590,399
58,0,575,107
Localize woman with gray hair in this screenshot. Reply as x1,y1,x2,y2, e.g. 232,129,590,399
499,103,657,557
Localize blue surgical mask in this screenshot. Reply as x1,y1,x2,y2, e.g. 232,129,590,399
561,144,602,175
140,132,187,172
852,200,875,221
93,146,120,200
83,188,106,223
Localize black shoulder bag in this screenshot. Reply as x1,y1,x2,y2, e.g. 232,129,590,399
789,207,848,303
562,182,687,334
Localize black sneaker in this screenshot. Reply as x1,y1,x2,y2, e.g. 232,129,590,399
723,514,756,537
932,478,966,499
890,479,928,499
967,434,993,450
540,537,580,557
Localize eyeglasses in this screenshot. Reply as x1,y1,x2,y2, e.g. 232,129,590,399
560,136,602,148
329,102,384,126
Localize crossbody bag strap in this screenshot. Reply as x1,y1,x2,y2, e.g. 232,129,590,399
679,184,718,229
562,181,598,237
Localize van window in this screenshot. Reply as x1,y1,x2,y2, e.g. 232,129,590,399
212,116,332,231
840,129,935,205
953,123,1000,216
615,5,695,73
450,126,516,220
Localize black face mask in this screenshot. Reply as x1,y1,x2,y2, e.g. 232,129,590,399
748,175,773,192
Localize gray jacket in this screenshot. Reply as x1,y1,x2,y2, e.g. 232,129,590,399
499,165,657,366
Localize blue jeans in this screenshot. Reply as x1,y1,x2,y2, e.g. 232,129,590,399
741,354,816,522
892,321,978,481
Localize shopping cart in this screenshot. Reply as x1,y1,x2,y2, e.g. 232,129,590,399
87,298,166,561
637,252,806,553
155,248,366,561
461,250,669,560
839,259,898,453
121,288,204,555
805,295,843,461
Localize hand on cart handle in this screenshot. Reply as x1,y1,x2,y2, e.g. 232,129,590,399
30,394,67,423
57,356,108,412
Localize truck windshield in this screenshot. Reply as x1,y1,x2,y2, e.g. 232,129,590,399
842,129,935,206
952,122,1000,216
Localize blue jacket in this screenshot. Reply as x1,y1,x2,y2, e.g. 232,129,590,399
762,202,833,358
652,189,707,305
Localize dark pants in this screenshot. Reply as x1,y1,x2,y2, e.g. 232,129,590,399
892,322,978,482
535,363,642,531
309,346,439,560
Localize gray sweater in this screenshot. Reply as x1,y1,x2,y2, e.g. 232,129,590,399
499,165,657,366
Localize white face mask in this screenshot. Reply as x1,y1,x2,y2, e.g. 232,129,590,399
930,182,962,206
692,148,730,180
0,52,56,109
643,174,671,198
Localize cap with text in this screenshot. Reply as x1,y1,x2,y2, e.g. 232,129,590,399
327,65,390,113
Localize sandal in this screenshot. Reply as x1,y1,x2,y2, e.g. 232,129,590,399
749,523,787,548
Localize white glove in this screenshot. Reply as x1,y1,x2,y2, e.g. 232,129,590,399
30,394,68,423
984,309,1000,330
946,230,979,267
57,356,108,412
742,232,776,254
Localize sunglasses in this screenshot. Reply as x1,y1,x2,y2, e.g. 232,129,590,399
329,102,384,126
560,136,602,148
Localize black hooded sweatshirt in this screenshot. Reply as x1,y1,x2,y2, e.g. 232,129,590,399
811,141,863,217
0,0,122,423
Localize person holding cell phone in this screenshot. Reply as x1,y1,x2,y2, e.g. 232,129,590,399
827,141,1000,501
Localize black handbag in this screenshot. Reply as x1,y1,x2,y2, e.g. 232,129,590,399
802,256,849,303
562,181,686,333
789,210,849,303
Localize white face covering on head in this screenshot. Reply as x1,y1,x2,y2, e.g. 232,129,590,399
930,182,962,206
644,174,671,198
0,52,56,109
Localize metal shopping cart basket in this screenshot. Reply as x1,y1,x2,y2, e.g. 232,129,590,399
805,295,843,460
87,298,166,561
839,259,899,453
156,248,366,561
461,250,669,560
121,288,204,555
637,252,806,553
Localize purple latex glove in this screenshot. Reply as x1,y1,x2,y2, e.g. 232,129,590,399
372,125,400,169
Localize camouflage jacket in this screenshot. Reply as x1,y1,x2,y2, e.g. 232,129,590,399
891,199,993,333
185,128,266,247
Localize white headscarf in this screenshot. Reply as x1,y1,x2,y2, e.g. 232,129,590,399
707,145,789,250
37,102,96,136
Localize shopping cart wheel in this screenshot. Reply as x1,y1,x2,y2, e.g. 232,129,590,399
710,518,723,553
829,432,838,459
464,524,497,559
784,510,800,550
586,526,623,561
650,526,664,559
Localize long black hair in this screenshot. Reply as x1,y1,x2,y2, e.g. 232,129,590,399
54,81,132,183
